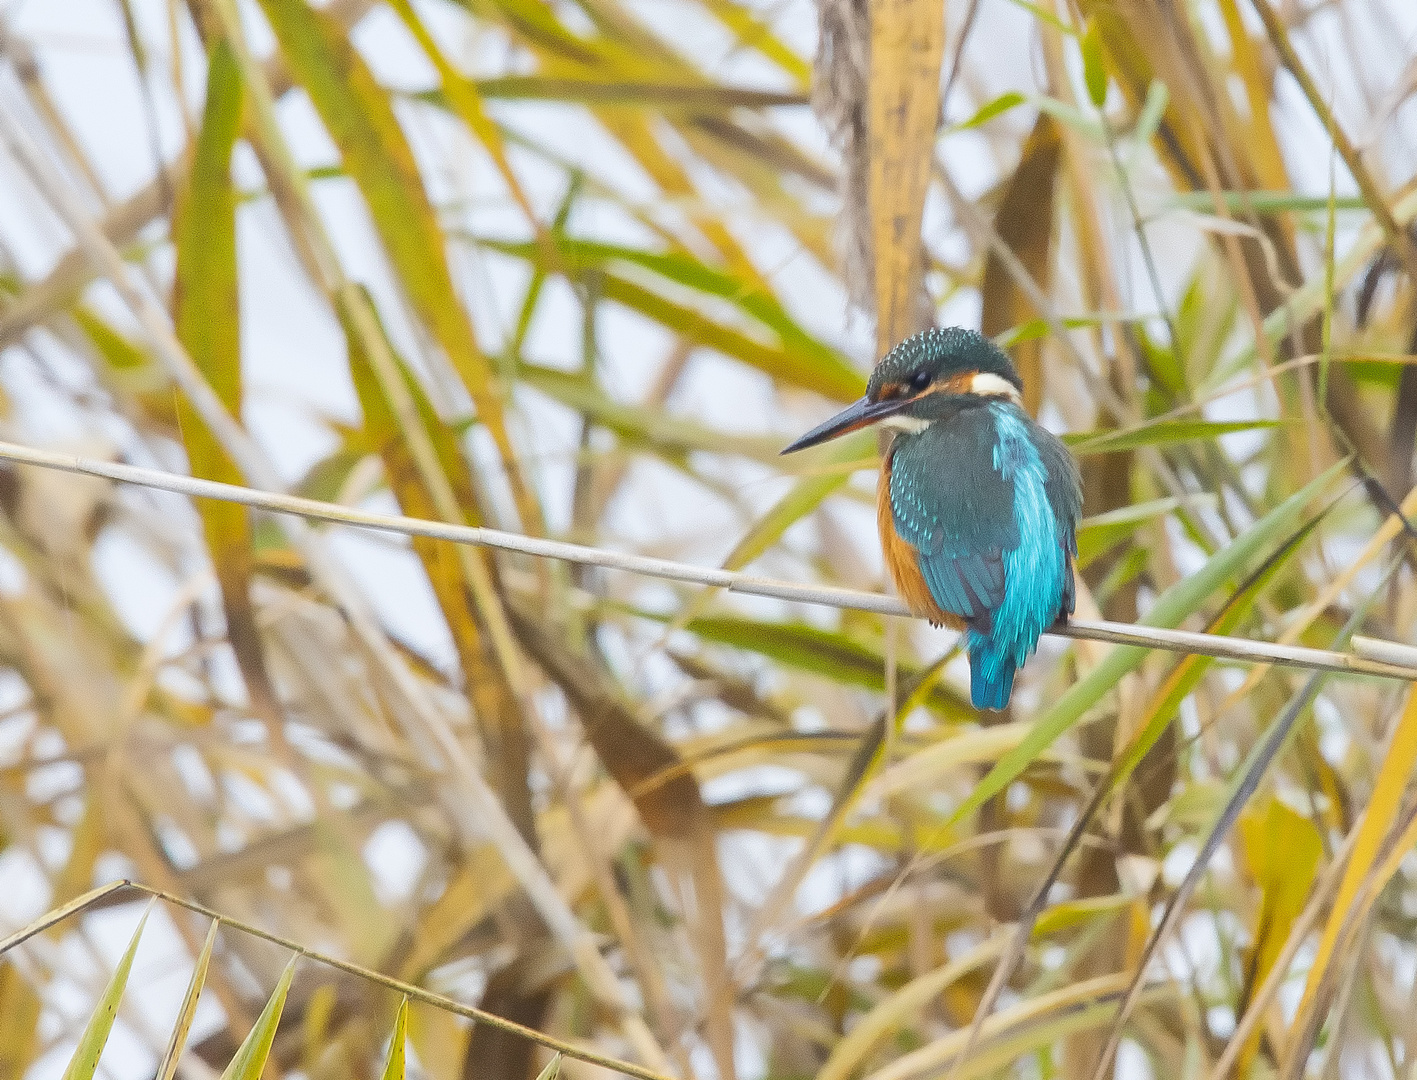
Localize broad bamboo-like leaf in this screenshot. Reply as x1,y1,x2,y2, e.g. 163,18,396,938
1066,418,1280,455
951,91,1026,131
950,458,1346,824
1031,893,1132,937
490,235,847,370
1234,798,1321,1077
386,0,541,230
154,921,219,1080
517,361,786,462
480,236,864,401
648,613,972,719
431,76,807,108
700,0,810,85
172,37,281,723
61,901,153,1080
220,955,297,1080
1076,495,1218,565
255,0,539,530
1081,20,1108,107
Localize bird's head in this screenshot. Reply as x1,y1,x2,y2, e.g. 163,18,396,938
782,328,1022,454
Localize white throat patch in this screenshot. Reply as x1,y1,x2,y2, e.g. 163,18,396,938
970,372,1023,403
879,414,931,434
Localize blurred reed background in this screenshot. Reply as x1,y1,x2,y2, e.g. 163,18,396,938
0,0,1415,1078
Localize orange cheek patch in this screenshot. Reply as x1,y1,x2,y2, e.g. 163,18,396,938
941,373,974,395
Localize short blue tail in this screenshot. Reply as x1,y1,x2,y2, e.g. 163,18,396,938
969,644,1016,711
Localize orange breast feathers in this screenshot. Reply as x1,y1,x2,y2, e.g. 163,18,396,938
877,452,966,630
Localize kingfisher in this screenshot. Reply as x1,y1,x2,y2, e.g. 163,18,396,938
782,328,1083,711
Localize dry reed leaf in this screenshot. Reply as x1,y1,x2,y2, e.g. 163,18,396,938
2,0,1417,1076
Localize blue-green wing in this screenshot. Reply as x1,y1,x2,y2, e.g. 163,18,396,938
1034,424,1083,615
888,411,1019,625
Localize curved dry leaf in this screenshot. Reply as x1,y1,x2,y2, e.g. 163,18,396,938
818,936,1006,1080
980,113,1061,415
864,973,1136,1080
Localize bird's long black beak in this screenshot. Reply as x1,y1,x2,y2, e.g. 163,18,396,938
781,395,910,454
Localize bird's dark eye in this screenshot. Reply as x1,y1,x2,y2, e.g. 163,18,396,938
909,370,932,392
